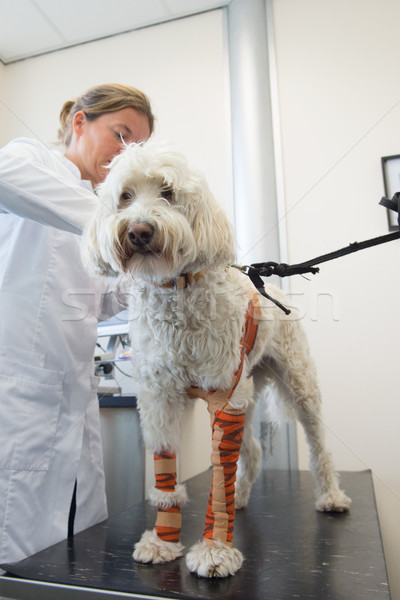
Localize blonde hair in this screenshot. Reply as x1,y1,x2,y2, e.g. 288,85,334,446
58,83,155,146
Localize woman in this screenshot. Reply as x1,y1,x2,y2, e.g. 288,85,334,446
0,83,154,564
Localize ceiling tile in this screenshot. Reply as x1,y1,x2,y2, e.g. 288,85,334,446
35,0,171,43
0,0,65,63
0,0,231,63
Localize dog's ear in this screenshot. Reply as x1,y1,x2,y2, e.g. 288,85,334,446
81,210,115,276
188,175,236,267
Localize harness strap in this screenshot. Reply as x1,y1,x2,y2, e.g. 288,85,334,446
227,291,260,400
188,290,261,404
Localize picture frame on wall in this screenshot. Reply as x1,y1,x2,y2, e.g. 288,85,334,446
381,154,400,231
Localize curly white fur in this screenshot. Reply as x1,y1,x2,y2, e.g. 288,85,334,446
133,529,184,564
148,484,187,509
186,540,243,578
82,142,235,281
82,141,351,578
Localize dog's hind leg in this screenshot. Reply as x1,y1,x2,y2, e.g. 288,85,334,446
294,400,351,512
235,392,262,509
272,322,351,512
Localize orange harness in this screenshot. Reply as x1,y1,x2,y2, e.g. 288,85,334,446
188,288,261,404
153,290,261,547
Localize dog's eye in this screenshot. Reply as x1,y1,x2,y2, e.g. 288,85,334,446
161,187,174,202
119,190,134,206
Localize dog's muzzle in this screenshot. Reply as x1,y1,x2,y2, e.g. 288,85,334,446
128,222,155,252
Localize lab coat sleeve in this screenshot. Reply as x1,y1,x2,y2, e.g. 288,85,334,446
0,139,98,234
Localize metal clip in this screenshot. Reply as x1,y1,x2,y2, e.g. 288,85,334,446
231,264,251,275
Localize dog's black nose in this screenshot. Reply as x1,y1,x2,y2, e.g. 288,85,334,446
128,222,154,247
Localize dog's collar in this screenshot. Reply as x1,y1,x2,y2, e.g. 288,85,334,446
149,271,204,290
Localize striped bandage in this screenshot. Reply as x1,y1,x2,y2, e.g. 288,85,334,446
203,406,245,546
186,292,260,547
153,451,182,544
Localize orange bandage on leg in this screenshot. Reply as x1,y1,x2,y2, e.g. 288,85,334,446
154,451,177,492
155,506,182,543
203,407,246,546
153,451,182,543
185,292,259,547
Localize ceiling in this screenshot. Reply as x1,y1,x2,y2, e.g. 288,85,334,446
0,0,232,65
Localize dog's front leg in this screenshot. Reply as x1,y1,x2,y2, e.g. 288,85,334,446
186,392,246,578
133,449,187,564
132,391,187,565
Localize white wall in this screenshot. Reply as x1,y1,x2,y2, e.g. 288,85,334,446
272,0,400,596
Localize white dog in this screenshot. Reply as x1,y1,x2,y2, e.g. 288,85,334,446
82,141,350,578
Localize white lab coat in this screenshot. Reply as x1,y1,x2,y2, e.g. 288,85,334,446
0,138,126,564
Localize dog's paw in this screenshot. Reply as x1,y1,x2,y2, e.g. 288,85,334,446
186,539,243,578
133,529,184,564
316,489,351,513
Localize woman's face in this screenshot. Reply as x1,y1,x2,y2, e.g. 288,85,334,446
70,107,151,186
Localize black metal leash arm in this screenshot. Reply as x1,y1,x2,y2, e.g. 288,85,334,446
249,229,400,280
235,195,400,315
